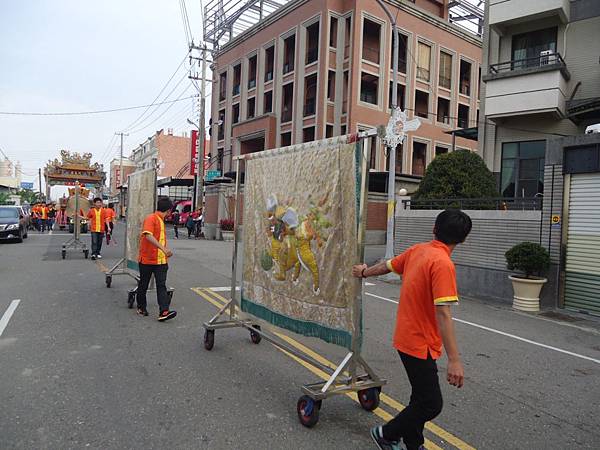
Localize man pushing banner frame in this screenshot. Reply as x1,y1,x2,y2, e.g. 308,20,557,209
202,130,386,427
104,166,158,288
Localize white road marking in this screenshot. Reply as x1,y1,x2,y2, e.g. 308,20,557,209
365,282,376,286
208,286,239,292
364,292,600,365
0,300,21,337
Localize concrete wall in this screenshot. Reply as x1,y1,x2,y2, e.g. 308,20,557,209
394,208,561,306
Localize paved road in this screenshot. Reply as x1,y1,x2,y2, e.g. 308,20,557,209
1,224,599,449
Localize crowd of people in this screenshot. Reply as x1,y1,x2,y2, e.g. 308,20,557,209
30,202,57,232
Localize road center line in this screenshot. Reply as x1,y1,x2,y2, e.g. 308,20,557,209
364,292,600,365
0,299,21,337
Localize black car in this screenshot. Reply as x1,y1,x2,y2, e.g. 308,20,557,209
0,206,28,242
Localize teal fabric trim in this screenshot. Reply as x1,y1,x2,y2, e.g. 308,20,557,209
241,296,353,349
127,260,139,272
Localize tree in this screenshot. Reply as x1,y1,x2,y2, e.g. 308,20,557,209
18,189,39,204
0,192,10,204
413,150,498,204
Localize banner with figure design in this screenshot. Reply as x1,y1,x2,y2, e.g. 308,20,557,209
241,140,362,349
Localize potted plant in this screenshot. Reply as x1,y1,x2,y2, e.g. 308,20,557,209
219,218,235,241
505,242,550,312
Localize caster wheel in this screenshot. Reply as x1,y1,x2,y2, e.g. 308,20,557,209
250,325,261,344
61,250,66,259
357,387,380,411
297,395,321,428
105,275,112,288
84,250,89,259
204,329,215,351
127,291,136,309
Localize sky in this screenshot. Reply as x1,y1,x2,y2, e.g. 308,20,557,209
0,0,202,198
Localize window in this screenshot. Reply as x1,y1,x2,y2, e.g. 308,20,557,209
390,32,408,73
218,109,225,140
326,124,333,138
395,144,403,175
435,145,448,157
369,135,377,169
281,132,292,147
477,66,481,99
417,42,431,81
459,60,471,96
282,83,294,122
341,124,347,135
329,17,338,48
457,103,469,128
437,97,450,124
344,17,351,59
342,70,349,113
500,141,545,197
360,72,378,105
248,55,257,89
264,46,275,82
327,70,335,101
232,103,240,124
512,27,557,69
412,141,427,176
263,91,273,114
306,22,319,64
233,64,241,96
304,74,317,117
415,90,429,118
303,126,315,143
439,52,452,89
217,148,224,172
283,35,295,74
247,97,255,119
388,82,405,109
362,18,381,64
219,72,227,101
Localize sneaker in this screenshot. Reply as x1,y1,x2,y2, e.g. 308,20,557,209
91,255,96,260
96,254,102,259
157,310,177,322
370,426,403,450
137,308,148,316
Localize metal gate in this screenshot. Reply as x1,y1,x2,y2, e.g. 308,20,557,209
564,173,600,314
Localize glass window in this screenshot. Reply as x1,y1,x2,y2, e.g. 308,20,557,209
500,141,545,197
512,27,557,68
439,52,452,89
417,42,431,81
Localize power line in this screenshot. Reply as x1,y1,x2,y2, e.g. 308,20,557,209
0,95,197,117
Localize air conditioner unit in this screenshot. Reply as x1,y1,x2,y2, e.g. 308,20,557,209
540,50,553,66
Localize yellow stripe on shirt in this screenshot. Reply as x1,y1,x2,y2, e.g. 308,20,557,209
157,215,167,264
386,259,400,274
434,295,459,304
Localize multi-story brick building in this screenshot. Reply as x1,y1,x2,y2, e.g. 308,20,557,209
130,129,193,179
108,157,136,196
208,0,482,190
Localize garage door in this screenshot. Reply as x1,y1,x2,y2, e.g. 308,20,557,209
564,173,600,314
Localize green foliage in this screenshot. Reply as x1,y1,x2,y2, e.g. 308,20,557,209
0,192,10,204
505,242,550,278
18,189,39,204
413,150,498,204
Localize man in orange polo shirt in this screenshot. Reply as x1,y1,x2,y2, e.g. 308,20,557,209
86,197,108,260
39,202,49,233
136,197,176,321
105,202,116,245
352,209,472,450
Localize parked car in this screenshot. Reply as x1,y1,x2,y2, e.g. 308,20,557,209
166,200,192,225
0,205,28,242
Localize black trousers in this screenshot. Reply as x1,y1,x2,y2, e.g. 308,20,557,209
173,224,178,238
90,232,103,255
136,263,169,313
382,351,443,449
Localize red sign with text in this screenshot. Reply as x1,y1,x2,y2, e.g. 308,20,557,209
189,129,198,176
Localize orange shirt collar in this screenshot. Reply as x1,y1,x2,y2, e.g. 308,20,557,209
431,240,451,256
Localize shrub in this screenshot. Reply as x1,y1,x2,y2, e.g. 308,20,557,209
413,150,498,206
505,242,550,278
219,218,235,231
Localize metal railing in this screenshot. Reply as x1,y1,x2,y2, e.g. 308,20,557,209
402,197,543,211
489,52,566,74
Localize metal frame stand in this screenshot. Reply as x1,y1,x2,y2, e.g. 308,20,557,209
61,182,89,260
202,132,385,427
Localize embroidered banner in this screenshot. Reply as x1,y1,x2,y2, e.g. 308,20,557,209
241,141,361,349
126,168,156,272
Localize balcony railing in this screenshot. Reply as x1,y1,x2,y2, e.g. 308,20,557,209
489,52,566,75
439,75,451,90
362,46,380,64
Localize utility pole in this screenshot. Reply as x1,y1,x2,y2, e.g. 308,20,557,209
189,44,209,211
38,168,43,201
376,0,399,260
115,132,128,217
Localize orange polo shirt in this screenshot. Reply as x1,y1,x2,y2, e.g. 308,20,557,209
40,207,48,219
86,207,106,233
105,208,116,223
387,240,459,360
138,212,167,265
